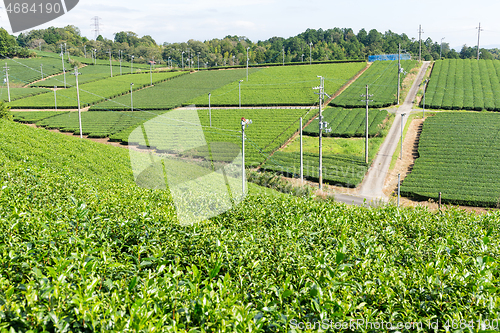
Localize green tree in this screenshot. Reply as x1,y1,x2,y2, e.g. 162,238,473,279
0,28,18,57
0,101,12,120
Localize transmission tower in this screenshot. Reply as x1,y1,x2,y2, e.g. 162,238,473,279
418,25,424,62
91,16,102,40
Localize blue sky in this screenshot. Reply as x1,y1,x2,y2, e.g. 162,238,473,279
1,0,500,49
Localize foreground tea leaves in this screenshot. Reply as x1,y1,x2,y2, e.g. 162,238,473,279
0,119,499,332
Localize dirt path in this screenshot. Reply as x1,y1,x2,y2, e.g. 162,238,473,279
383,118,423,197
358,61,430,201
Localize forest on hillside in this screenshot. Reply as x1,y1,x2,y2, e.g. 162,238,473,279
4,25,499,66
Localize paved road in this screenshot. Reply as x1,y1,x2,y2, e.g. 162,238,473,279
334,193,385,207
339,61,430,206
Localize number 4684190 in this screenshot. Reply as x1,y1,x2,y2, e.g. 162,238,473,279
6,2,62,14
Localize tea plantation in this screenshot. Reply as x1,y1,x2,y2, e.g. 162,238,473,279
331,60,418,108
90,68,258,111
401,112,500,207
424,59,500,111
8,72,186,109
187,62,366,106
1,119,499,331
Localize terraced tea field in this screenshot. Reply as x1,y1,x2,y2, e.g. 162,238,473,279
36,50,152,70
401,112,500,207
8,71,186,109
424,59,500,111
14,110,165,138
1,56,64,85
31,65,127,88
119,108,317,167
332,60,418,108
303,107,388,137
0,87,49,102
91,68,257,111
188,62,366,106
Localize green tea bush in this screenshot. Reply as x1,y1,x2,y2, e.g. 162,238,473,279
0,119,499,332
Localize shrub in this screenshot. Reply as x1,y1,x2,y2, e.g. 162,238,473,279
0,101,12,120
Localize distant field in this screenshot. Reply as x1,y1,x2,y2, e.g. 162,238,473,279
36,50,153,70
31,65,121,88
9,71,186,109
91,68,258,111
0,57,64,85
424,59,500,111
331,60,418,108
35,111,164,138
303,107,389,138
401,112,500,207
0,87,49,102
188,63,366,106
12,111,68,123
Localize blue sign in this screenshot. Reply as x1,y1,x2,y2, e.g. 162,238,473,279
368,54,412,62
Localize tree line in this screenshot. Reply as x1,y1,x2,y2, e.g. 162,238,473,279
3,25,498,65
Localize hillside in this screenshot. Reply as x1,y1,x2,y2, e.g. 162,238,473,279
1,119,499,331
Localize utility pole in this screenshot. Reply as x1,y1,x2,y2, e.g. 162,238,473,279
208,93,212,127
84,45,87,58
130,83,134,111
54,86,57,111
282,48,285,66
361,85,373,164
440,38,445,59
400,113,406,160
398,43,401,104
241,117,252,197
130,55,134,73
107,49,113,77
239,80,244,108
477,23,483,60
119,50,122,75
300,117,303,182
418,25,423,62
422,79,428,118
313,76,331,190
4,63,10,102
309,42,312,65
40,64,43,80
71,67,83,138
397,173,401,208
246,47,250,81
150,61,153,86
60,52,66,88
